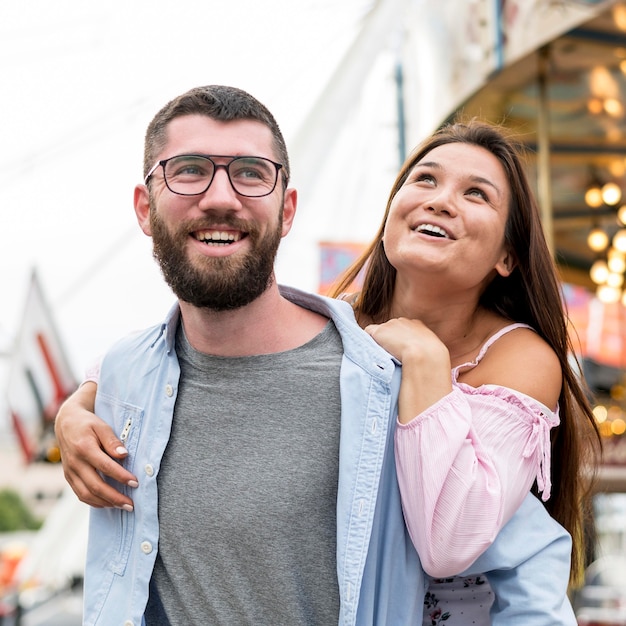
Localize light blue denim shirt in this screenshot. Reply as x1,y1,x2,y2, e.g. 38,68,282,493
84,286,576,625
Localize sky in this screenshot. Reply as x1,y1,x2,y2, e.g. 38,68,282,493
0,0,398,392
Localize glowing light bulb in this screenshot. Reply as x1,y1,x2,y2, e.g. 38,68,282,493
588,228,609,252
602,182,622,205
585,185,603,207
607,272,624,288
590,260,610,284
614,229,626,252
588,98,604,115
604,99,624,118
608,250,626,273
597,284,622,303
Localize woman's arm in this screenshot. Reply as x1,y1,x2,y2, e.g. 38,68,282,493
55,382,138,510
395,386,557,576
366,319,561,576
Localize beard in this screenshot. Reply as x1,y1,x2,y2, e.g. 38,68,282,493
149,206,283,311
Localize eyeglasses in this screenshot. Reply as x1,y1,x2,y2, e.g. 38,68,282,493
145,154,283,198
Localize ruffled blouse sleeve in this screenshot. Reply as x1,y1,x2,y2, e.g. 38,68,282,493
394,383,559,578
83,356,102,385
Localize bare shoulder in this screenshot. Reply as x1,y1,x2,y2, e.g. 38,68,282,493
465,326,562,409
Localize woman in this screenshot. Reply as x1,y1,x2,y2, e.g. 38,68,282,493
331,119,601,620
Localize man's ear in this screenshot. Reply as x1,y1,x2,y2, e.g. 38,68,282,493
280,188,297,238
134,185,152,236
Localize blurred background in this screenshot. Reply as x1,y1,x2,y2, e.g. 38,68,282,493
4,0,626,623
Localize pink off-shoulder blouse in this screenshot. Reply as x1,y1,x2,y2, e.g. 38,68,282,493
394,323,559,577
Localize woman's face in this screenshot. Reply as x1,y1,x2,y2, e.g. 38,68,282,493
383,142,514,290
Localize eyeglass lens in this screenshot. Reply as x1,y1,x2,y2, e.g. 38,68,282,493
163,155,278,197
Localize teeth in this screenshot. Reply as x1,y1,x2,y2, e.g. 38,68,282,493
194,230,242,245
416,224,449,239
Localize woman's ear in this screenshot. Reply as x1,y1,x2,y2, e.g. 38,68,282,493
495,250,516,278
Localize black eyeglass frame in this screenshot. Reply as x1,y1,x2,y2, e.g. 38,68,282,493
144,154,284,198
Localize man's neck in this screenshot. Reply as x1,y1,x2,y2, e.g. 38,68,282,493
178,283,328,357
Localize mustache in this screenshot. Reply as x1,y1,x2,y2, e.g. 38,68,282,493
150,211,259,237
182,216,256,233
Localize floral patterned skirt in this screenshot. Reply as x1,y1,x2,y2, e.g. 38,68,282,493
423,575,494,625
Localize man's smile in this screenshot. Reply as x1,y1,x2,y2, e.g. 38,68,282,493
193,229,246,246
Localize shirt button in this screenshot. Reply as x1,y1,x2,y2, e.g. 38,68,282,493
145,464,154,477
141,541,153,554
165,384,174,397
124,621,134,626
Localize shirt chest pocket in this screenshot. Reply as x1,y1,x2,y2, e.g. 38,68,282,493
94,394,145,575
96,393,145,478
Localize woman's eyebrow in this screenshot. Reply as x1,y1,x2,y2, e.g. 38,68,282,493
468,174,502,197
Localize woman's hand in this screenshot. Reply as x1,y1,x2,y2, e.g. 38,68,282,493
365,318,452,422
55,382,138,510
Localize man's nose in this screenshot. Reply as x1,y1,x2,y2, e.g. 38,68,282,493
198,166,241,209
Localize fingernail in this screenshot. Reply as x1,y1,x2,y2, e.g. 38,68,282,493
116,446,128,455
118,504,133,512
127,480,139,488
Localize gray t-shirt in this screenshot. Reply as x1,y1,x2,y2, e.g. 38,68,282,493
145,321,343,625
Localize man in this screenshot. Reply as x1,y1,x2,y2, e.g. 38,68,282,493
56,85,576,625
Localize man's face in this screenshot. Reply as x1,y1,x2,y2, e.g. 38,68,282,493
134,115,296,311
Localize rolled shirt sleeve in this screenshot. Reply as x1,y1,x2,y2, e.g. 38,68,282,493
473,492,577,625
